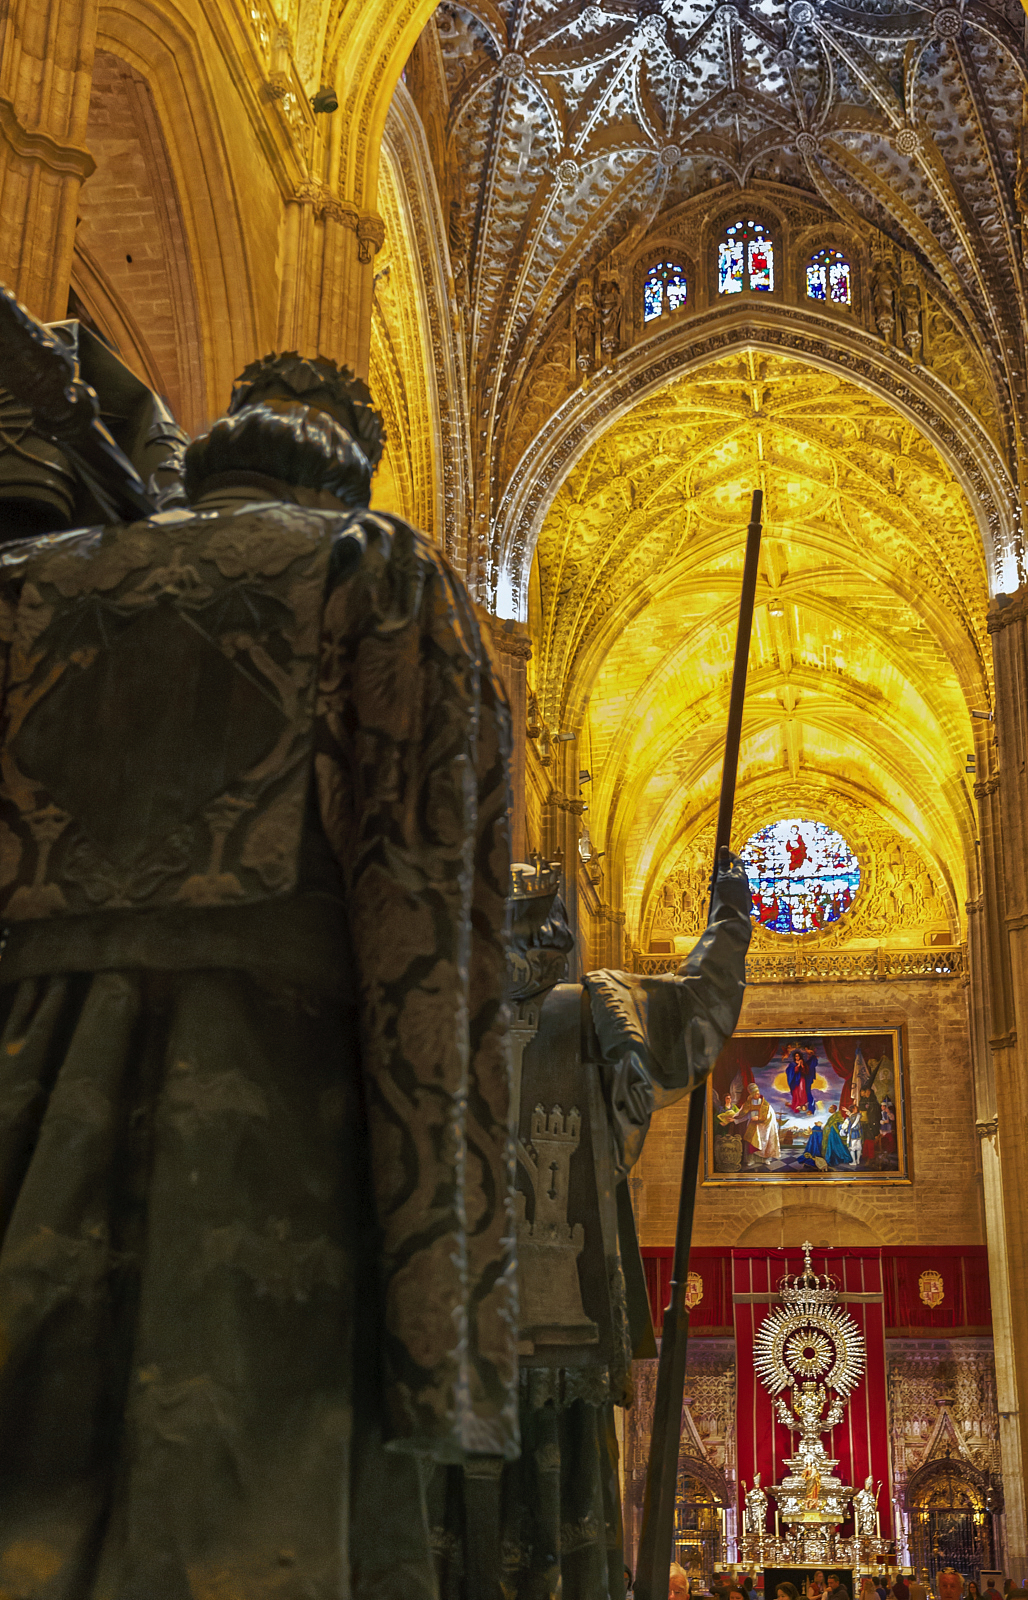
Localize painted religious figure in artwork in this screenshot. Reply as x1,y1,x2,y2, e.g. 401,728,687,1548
720,1081,781,1166
786,1044,819,1114
706,1027,909,1184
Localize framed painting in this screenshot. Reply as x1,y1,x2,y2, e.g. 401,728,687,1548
703,1026,911,1185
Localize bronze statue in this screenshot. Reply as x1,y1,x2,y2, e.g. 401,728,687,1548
0,346,517,1595
430,854,752,1599
0,285,186,535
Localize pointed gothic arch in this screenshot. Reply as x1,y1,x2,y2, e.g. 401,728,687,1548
495,304,1018,619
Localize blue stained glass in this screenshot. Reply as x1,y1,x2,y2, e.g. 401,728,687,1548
719,239,744,294
806,262,827,300
740,818,861,934
644,260,688,321
720,221,774,294
667,273,688,311
830,258,851,304
807,247,852,307
748,232,773,290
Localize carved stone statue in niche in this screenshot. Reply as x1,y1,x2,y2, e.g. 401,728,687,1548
900,273,923,360
871,250,899,343
598,276,623,356
428,855,753,1599
575,296,598,375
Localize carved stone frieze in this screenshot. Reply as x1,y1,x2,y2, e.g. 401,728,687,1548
888,1341,1001,1494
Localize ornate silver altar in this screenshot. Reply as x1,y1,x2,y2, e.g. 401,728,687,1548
740,1243,894,1573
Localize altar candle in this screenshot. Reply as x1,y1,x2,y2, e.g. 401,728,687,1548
876,1510,881,1537
776,1510,780,1538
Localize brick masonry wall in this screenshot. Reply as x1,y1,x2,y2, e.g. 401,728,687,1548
633,975,983,1249
76,52,200,426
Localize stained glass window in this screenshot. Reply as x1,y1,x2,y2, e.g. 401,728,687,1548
806,247,852,306
740,819,860,934
644,260,688,322
718,236,745,294
718,220,774,294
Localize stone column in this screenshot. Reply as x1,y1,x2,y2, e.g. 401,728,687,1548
544,740,586,978
0,0,98,317
485,618,532,862
276,187,384,375
276,184,318,352
328,206,382,377
983,585,1028,1572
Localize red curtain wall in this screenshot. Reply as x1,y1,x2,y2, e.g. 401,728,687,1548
641,1246,991,1336
882,1246,991,1331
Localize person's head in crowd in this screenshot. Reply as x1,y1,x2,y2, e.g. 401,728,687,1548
777,1583,801,1600
727,1585,746,1600
669,1563,690,1600
826,1575,843,1593
937,1571,964,1600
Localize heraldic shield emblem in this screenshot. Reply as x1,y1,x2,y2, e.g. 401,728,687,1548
685,1271,704,1309
918,1269,945,1307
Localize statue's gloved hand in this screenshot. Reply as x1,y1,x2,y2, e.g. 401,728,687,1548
709,849,753,923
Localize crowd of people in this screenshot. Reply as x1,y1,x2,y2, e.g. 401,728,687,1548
623,1568,1028,1600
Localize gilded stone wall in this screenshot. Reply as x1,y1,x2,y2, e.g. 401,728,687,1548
887,1339,1002,1570
634,976,982,1250
623,1340,737,1576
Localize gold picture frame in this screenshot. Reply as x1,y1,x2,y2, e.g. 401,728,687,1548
703,1025,911,1185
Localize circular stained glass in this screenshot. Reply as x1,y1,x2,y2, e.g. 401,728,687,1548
740,818,860,935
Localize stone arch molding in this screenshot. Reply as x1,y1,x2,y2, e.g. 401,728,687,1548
676,1453,733,1511
494,304,1019,620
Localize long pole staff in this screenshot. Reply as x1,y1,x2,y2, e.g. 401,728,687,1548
633,488,763,1600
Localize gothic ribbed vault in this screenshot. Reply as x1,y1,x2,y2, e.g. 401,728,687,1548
529,347,989,950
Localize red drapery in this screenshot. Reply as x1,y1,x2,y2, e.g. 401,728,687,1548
641,1246,993,1337
642,1246,732,1333
732,1248,892,1537
882,1245,991,1331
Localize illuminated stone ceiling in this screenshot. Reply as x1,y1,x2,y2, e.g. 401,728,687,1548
383,0,1024,945
405,0,1028,592
529,348,990,944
